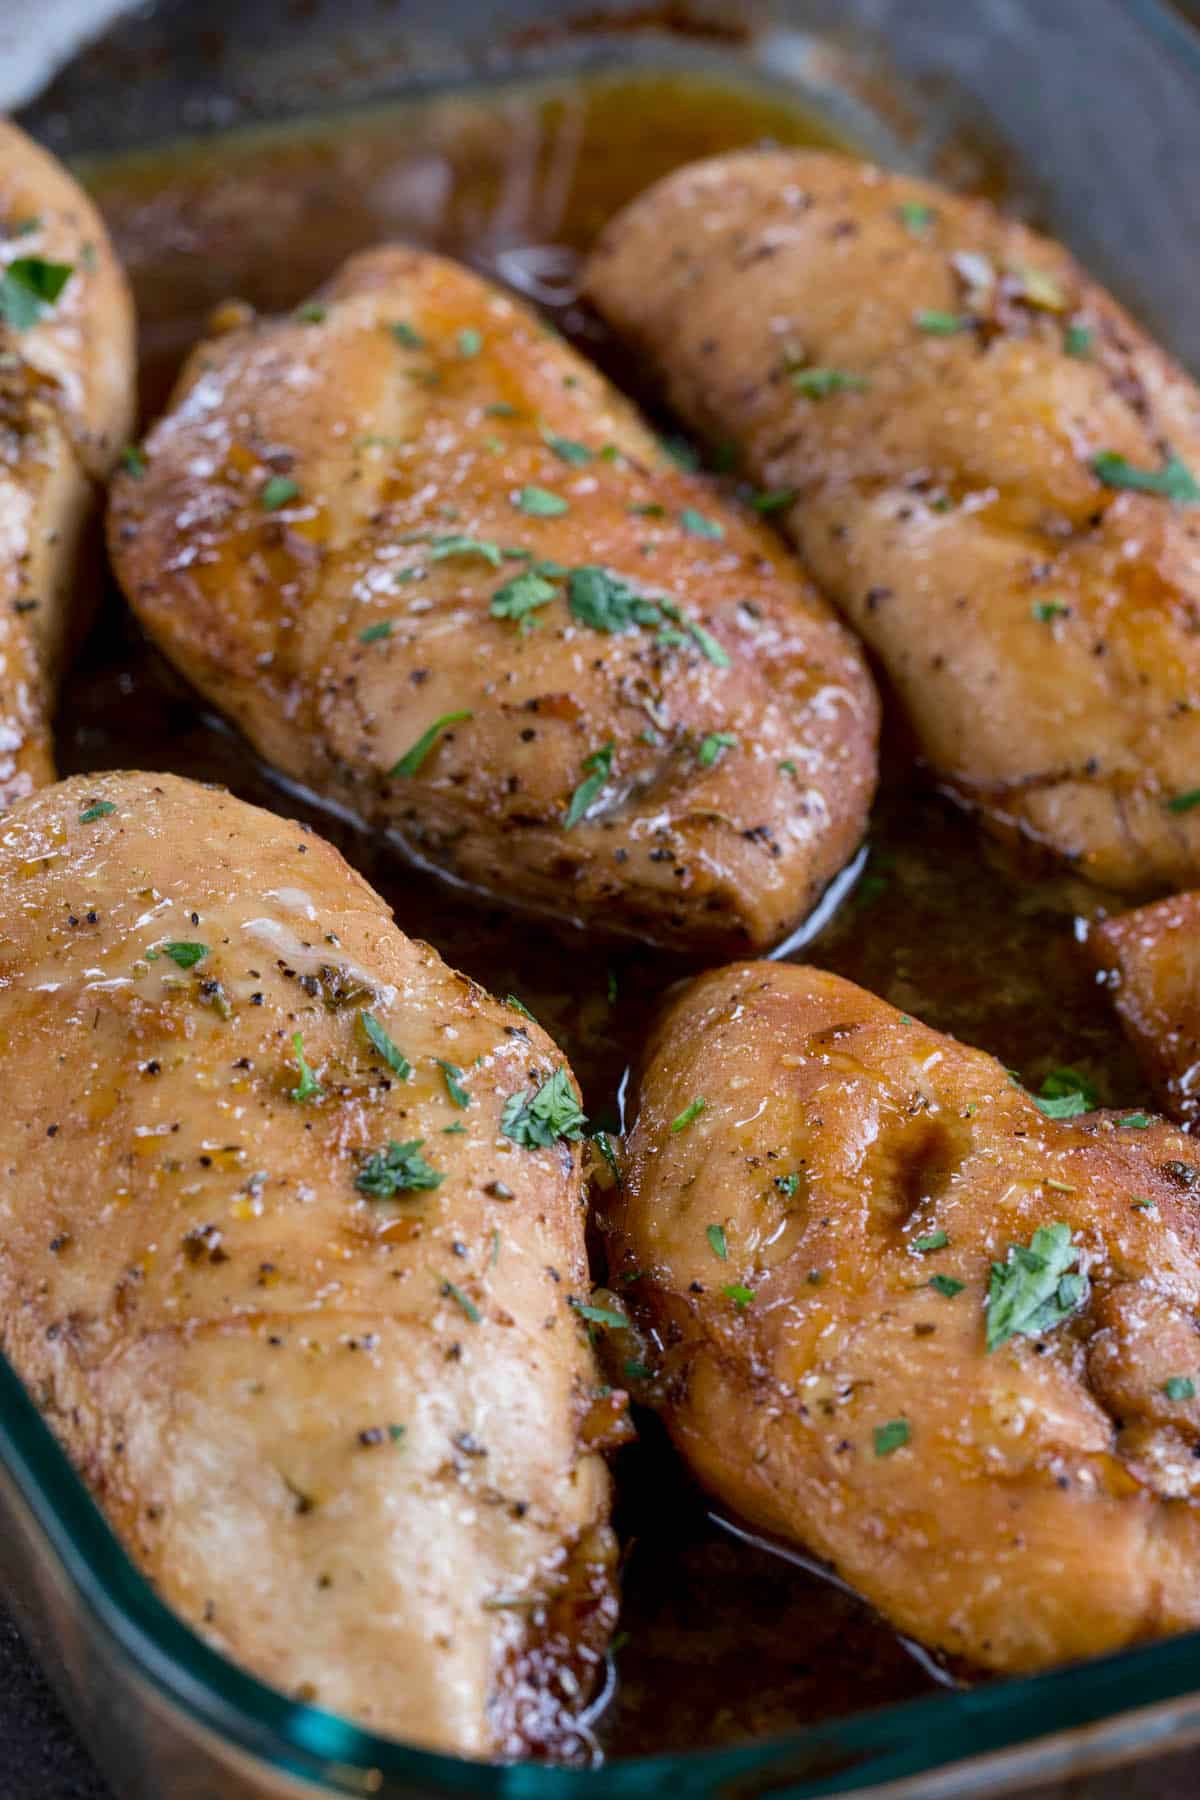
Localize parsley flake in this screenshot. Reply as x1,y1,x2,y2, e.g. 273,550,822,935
1064,322,1093,358
491,569,557,626
501,1067,587,1148
791,367,868,397
1091,451,1200,503
505,993,537,1023
514,485,568,517
899,201,934,235
570,1297,628,1330
722,1283,755,1310
427,534,504,566
390,321,424,347
1166,789,1200,814
678,507,724,539
260,475,299,511
1165,1376,1196,1402
457,327,482,358
1034,1068,1098,1119
592,1129,623,1189
913,1230,948,1253
915,310,968,335
435,1059,471,1108
360,1011,411,1080
1119,1113,1152,1129
775,1172,800,1197
568,566,660,632
119,444,146,478
443,1280,480,1322
986,1222,1086,1352
357,1139,443,1197
0,257,73,330
290,1032,324,1103
750,488,796,513
390,710,472,778
160,941,208,969
1032,599,1069,623
706,1223,728,1260
874,1418,910,1456
671,1097,706,1133
543,432,593,466
929,1274,965,1298
78,801,116,823
697,731,737,769
564,743,614,829
358,620,393,643
295,302,326,323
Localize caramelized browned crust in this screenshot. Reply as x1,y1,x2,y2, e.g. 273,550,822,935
107,244,877,952
1092,892,1200,1132
585,150,1200,893
0,771,620,1758
609,960,1200,1672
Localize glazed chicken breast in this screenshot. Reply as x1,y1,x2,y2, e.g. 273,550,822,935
0,122,135,801
1092,892,1200,1132
106,245,877,954
607,960,1200,1672
585,150,1200,893
0,770,624,1759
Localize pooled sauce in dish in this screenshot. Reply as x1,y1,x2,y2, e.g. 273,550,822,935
64,68,1152,1759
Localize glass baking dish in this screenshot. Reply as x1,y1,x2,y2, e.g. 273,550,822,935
13,0,1200,1793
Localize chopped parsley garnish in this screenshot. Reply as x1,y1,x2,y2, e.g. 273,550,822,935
457,327,482,358
290,1032,324,1103
390,710,472,777
390,321,424,347
388,1423,406,1444
427,534,504,566
671,1097,706,1133
899,201,934,235
295,302,326,323
913,1230,948,1253
722,1283,755,1310
624,1359,652,1382
1031,599,1069,623
629,501,666,518
360,1011,411,1079
356,1139,443,1197
592,1129,623,1188
505,993,537,1023
435,1059,471,1108
543,432,593,466
660,435,700,471
160,941,208,969
775,1172,800,1197
1034,1067,1098,1119
706,1223,728,1260
678,507,724,539
1091,450,1200,503
986,1222,1086,1352
697,731,737,769
443,1280,480,1322
1119,1112,1152,1129
78,801,116,823
514,485,568,517
915,310,968,335
485,402,519,418
1131,1196,1157,1211
874,1419,910,1457
791,367,868,397
0,257,73,330
1064,322,1093,358
1166,789,1200,814
260,474,299,511
358,620,393,642
568,566,660,632
491,569,556,627
501,1067,587,1148
1165,1376,1196,1402
570,1297,628,1330
929,1274,965,1298
564,742,614,829
750,488,796,513
119,444,146,478
658,599,731,668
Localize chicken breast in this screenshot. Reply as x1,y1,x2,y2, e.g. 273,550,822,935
0,122,135,801
106,244,877,953
1092,892,1200,1132
584,150,1200,894
607,960,1200,1672
0,770,623,1759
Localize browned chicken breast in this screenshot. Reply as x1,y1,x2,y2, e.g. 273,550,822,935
585,150,1200,894
106,245,877,953
607,960,1200,1672
1092,893,1200,1132
0,122,135,801
0,770,624,1759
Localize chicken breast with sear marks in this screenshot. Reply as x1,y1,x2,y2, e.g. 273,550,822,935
0,122,135,801
585,150,1200,893
0,770,624,1759
1092,892,1200,1133
606,959,1200,1672
106,245,877,953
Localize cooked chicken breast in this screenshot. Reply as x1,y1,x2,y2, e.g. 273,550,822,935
607,960,1200,1672
1092,892,1200,1132
0,770,623,1758
0,122,135,801
106,245,877,953
585,150,1200,894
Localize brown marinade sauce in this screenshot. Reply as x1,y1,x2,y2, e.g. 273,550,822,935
65,68,1150,1759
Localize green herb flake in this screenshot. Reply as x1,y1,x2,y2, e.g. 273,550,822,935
750,488,796,513
986,1222,1086,1352
358,620,393,643
260,474,300,511
913,1230,948,1253
388,1423,407,1444
390,321,424,348
290,1032,324,1103
0,257,73,330
628,501,666,519
592,1129,623,1189
119,444,146,479
564,742,614,829
1131,1196,1158,1212
543,432,593,466
360,1011,412,1080
570,1297,628,1330
706,1223,728,1260
1034,1067,1099,1119
1119,1112,1153,1129
874,1418,911,1457
660,435,700,471
490,569,557,626
697,731,737,769
929,1274,965,1298
435,1059,471,1109
513,485,568,517
775,1172,800,1197
78,800,116,823
427,534,504,566
671,1096,707,1134
1064,322,1093,358
899,201,935,235
1166,789,1200,814
914,310,968,335
295,302,326,323
1091,450,1200,503
443,1280,480,1323
160,941,208,969
568,566,661,633
1165,1376,1196,1402
1032,599,1069,623
357,1139,443,1198
722,1283,755,1310
624,1359,652,1382
505,993,537,1023
390,710,473,778
457,327,483,358
501,1067,587,1148
678,507,725,540
791,366,868,397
